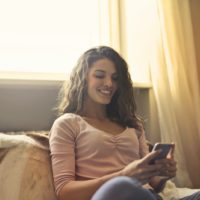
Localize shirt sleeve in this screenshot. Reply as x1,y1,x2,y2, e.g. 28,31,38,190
138,127,150,158
49,114,78,196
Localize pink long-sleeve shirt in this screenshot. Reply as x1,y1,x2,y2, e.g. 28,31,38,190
49,113,149,195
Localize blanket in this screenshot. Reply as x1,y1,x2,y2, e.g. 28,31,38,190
0,131,57,200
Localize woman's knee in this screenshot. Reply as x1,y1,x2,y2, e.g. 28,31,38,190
105,176,141,188
91,176,156,200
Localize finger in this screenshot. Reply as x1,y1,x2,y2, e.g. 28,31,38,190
135,165,163,179
155,159,171,166
169,159,177,167
164,159,177,169
143,166,162,175
158,162,177,172
165,170,176,178
155,158,176,166
167,165,177,173
159,167,174,173
171,143,175,153
134,170,160,182
133,164,162,177
159,165,177,178
142,151,161,164
169,143,175,158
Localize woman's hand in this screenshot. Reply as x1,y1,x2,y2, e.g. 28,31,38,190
148,144,177,192
122,150,163,185
154,144,177,179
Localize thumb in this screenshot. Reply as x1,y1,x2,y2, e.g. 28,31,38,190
168,143,175,158
142,150,161,164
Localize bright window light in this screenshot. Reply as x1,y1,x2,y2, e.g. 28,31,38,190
0,0,152,85
122,0,154,85
0,0,100,79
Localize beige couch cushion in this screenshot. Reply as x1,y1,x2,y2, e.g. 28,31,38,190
0,131,57,200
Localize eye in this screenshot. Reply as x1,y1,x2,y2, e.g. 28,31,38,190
94,71,105,79
95,74,105,79
112,74,118,81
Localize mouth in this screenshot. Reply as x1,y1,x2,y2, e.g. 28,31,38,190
98,89,113,97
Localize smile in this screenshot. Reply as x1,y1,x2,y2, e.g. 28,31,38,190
98,89,113,96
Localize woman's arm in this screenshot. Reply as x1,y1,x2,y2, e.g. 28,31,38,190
58,151,163,200
59,170,122,200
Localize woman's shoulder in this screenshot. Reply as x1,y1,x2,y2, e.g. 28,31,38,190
52,113,81,129
50,113,81,138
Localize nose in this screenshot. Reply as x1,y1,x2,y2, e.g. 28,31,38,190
104,77,113,87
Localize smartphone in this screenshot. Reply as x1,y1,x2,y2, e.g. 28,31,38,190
149,143,173,164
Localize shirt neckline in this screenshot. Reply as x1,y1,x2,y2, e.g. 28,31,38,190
75,114,128,136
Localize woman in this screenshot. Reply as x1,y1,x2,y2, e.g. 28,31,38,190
49,46,199,200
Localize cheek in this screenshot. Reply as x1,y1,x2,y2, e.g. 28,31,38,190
87,77,100,92
113,82,118,92
88,74,103,86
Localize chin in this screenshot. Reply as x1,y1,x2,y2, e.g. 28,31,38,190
98,98,112,105
101,101,111,105
92,95,113,105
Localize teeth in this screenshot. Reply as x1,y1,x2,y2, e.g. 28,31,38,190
99,90,112,95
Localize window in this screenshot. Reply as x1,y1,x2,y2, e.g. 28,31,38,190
0,0,152,86
0,0,101,80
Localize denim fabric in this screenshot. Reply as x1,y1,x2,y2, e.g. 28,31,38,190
91,176,157,200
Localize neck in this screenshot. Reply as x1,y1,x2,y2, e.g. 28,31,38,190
81,99,107,120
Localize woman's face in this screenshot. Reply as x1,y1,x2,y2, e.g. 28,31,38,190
85,58,118,105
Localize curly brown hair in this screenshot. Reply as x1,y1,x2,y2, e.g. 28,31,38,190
57,46,142,130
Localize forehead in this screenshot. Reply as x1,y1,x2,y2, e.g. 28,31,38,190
89,58,117,73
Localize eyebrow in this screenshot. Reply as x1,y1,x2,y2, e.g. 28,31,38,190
94,70,117,75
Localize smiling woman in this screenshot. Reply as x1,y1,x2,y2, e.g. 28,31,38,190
86,58,118,105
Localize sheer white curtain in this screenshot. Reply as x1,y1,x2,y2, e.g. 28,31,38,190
149,0,200,187
98,0,121,52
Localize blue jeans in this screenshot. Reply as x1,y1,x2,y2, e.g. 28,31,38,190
91,176,157,200
91,176,200,200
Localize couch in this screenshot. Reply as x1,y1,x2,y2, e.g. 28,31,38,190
0,131,57,200
1,131,200,200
